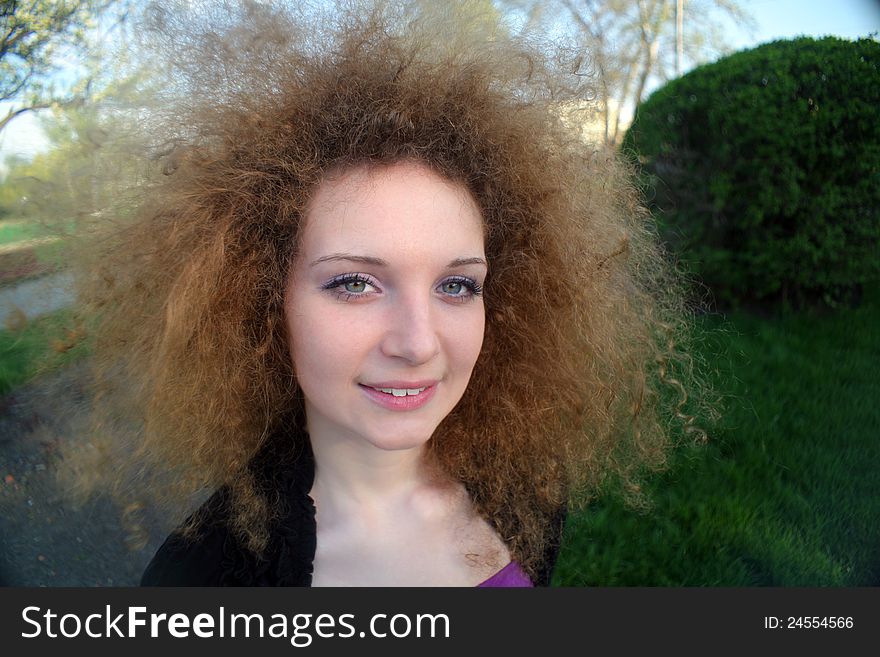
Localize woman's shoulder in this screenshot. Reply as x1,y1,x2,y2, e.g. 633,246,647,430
140,441,318,587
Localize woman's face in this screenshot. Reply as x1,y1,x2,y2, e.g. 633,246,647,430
284,161,487,452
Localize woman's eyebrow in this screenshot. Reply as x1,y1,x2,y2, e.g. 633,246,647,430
447,256,488,268
310,253,487,268
310,253,387,267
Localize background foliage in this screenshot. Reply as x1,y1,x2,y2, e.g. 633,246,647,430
624,36,880,311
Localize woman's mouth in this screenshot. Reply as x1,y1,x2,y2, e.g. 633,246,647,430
358,382,438,410
371,386,427,397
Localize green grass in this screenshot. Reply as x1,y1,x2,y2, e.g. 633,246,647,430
0,220,42,245
0,219,73,285
0,217,77,246
0,219,51,246
554,285,880,586
0,309,89,396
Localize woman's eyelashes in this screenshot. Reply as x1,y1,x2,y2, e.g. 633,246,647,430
438,275,483,302
321,273,379,301
320,273,483,303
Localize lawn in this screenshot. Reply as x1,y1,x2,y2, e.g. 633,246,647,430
0,218,71,284
554,284,880,586
0,218,76,247
0,309,88,396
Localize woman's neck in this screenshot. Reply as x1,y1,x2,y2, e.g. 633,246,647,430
306,421,439,515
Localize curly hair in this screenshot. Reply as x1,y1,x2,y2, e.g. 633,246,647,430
76,1,713,583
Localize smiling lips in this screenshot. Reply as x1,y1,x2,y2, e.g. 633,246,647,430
359,382,438,410
374,386,426,396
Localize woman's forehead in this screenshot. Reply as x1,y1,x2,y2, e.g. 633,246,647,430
307,160,474,213
298,161,486,262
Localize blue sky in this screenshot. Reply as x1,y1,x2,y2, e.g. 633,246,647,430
1,0,879,167
637,0,880,107
728,0,879,49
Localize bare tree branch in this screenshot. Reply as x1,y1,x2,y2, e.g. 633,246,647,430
506,0,755,146
0,0,127,135
0,100,52,132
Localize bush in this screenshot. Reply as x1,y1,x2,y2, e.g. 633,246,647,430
623,37,880,311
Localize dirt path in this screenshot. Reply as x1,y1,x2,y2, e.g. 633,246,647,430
0,271,74,326
0,360,168,586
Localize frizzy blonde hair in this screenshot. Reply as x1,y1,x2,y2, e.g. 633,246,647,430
76,1,714,582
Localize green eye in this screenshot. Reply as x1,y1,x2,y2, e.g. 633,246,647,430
438,276,482,301
344,280,367,293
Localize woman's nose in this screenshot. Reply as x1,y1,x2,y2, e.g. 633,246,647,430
379,292,441,365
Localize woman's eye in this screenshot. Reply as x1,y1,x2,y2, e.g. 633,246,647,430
438,276,482,301
321,274,378,300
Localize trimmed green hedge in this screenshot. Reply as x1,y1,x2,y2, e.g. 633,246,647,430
624,37,880,310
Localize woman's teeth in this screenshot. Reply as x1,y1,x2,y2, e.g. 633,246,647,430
373,387,426,397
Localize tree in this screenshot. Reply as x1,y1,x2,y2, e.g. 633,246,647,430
506,0,754,146
1,65,155,222
624,37,880,310
0,0,127,134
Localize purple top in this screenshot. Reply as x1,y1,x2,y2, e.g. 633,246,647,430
477,561,534,587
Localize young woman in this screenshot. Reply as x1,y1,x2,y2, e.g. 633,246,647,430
80,3,708,587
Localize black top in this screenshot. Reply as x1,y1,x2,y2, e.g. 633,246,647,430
141,436,566,587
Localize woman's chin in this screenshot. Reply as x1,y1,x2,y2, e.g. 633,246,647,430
361,430,435,453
